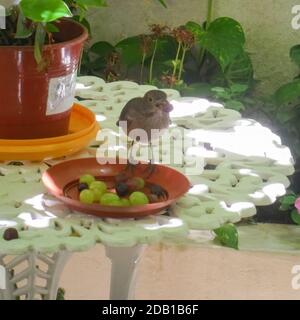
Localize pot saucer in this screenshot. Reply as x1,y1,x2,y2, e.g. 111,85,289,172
0,104,99,161
42,158,191,219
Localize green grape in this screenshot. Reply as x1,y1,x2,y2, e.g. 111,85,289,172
79,174,95,186
92,188,103,202
79,189,94,204
134,177,145,189
127,177,145,191
120,198,131,207
129,192,149,206
90,181,107,194
100,193,120,206
110,200,124,207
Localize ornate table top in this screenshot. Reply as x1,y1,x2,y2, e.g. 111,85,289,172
0,76,294,254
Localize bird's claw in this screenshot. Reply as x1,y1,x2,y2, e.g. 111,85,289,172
149,184,168,200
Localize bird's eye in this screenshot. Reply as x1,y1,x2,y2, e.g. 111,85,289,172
148,97,153,102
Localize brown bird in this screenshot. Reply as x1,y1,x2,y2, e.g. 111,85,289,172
116,90,173,177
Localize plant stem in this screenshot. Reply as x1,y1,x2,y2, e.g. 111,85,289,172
34,22,46,66
172,42,182,77
149,39,158,84
140,52,146,84
198,46,206,68
178,47,187,81
198,0,214,70
206,0,214,29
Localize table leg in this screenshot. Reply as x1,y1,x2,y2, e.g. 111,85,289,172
0,251,71,300
105,245,146,300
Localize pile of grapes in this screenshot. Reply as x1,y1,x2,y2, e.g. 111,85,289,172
78,174,164,207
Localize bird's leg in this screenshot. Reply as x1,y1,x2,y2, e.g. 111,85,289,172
142,144,168,200
142,142,156,179
125,140,136,177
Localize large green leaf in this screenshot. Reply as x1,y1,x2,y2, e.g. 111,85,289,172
88,57,106,73
291,209,300,225
274,80,300,106
91,41,115,57
185,21,204,39
223,52,254,86
152,35,177,62
199,17,245,71
145,36,177,75
116,36,144,67
290,45,300,68
15,9,32,39
20,0,72,22
280,194,297,211
214,223,239,250
207,52,253,87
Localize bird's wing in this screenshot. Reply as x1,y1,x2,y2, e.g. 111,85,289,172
117,98,142,127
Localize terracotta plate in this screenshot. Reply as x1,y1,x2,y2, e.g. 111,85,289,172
42,158,191,219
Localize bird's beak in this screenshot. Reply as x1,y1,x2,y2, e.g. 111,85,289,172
161,101,173,113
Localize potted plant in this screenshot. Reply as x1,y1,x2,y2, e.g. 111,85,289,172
0,0,107,139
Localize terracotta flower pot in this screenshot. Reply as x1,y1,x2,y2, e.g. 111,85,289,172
0,19,88,139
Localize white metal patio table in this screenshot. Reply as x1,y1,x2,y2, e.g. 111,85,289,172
0,76,294,300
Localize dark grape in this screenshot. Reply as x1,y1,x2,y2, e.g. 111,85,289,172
116,182,129,197
78,183,89,192
3,228,19,241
